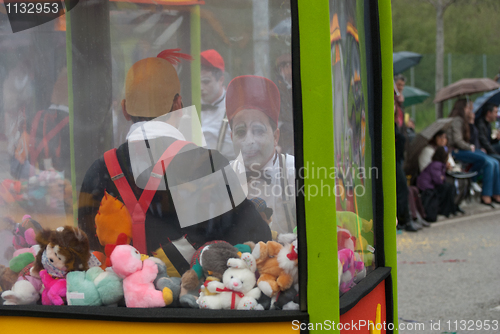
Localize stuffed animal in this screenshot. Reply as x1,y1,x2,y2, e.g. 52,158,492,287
181,241,245,292
66,267,123,306
277,234,299,291
0,264,18,292
11,215,42,250
149,256,198,308
338,248,364,294
197,253,263,310
252,241,293,298
337,227,356,251
33,226,94,277
40,269,67,305
1,280,39,305
111,244,173,308
1,226,99,305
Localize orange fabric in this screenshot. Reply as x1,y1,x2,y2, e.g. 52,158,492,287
95,191,133,246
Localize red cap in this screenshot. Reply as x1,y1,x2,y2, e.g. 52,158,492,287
200,49,225,72
226,75,280,127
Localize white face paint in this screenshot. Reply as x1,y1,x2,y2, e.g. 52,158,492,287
231,109,279,171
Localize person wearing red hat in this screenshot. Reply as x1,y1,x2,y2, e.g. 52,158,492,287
227,75,296,235
78,55,272,285
200,49,235,160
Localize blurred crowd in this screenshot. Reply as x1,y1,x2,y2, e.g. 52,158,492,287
394,74,500,232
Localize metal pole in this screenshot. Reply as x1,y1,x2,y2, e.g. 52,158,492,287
447,53,452,117
252,0,270,77
483,54,487,78
411,67,416,120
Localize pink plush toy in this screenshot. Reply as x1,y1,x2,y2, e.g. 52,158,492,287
39,270,67,305
338,248,364,294
110,245,173,308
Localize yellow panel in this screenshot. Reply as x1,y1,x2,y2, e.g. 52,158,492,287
1,317,299,334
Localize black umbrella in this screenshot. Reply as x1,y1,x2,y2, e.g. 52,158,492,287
393,51,423,75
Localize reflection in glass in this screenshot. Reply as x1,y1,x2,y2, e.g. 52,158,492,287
330,0,376,295
0,0,297,310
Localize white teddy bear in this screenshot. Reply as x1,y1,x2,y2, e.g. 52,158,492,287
197,253,263,310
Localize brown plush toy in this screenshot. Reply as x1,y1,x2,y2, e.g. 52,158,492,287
0,264,18,292
32,226,91,277
252,241,293,298
181,241,241,291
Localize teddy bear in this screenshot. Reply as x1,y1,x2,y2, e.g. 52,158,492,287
1,226,99,305
252,241,293,298
66,267,124,306
110,244,173,308
197,253,263,310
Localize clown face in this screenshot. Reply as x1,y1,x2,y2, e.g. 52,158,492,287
201,69,224,105
231,109,279,171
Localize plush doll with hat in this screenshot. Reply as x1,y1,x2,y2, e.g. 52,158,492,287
111,244,173,308
2,226,99,305
197,253,263,310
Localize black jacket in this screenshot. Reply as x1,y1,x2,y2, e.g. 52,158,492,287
78,137,271,273
475,117,498,155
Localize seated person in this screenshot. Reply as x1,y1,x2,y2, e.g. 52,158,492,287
475,103,500,163
417,146,456,222
78,56,271,277
227,75,296,235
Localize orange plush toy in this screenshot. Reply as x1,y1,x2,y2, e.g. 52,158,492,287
252,241,293,298
95,191,133,247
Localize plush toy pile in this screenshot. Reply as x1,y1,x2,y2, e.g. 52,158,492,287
0,217,300,310
336,211,374,294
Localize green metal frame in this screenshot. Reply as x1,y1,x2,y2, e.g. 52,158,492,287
298,0,339,328
378,0,398,331
66,6,77,226
299,0,396,332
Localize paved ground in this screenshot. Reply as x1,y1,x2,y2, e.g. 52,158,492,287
397,201,500,334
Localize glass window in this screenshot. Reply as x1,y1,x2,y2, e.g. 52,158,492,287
330,0,376,295
0,0,298,312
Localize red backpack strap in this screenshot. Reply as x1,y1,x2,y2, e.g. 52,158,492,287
104,140,191,254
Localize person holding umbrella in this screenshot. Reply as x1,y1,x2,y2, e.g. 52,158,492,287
447,99,500,207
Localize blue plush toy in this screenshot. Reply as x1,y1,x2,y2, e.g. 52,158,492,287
66,267,123,306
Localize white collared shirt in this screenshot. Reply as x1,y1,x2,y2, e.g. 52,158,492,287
201,90,235,160
232,152,296,235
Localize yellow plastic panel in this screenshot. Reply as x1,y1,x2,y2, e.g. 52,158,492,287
2,317,298,334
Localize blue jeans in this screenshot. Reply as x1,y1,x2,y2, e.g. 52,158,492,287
452,149,500,197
